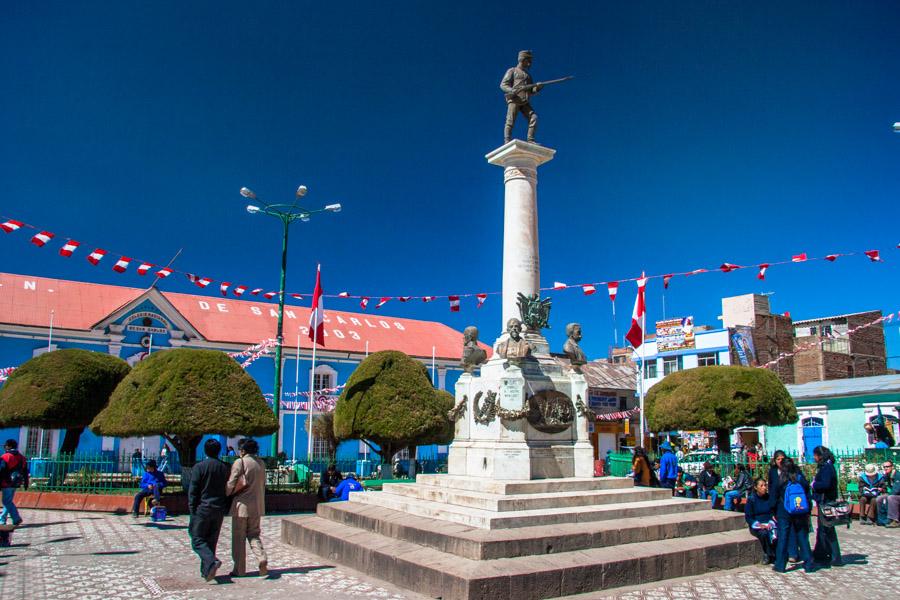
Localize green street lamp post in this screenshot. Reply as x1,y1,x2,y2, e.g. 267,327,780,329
241,185,341,457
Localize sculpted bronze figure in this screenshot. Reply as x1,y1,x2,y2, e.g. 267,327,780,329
563,322,587,371
516,292,551,331
460,326,488,373
496,317,533,360
500,50,573,143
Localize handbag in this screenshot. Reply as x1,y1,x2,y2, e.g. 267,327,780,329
819,499,851,528
230,457,249,497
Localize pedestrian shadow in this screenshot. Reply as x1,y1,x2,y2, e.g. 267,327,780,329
136,523,188,530
838,553,868,566
17,521,73,529
264,565,333,579
93,550,140,556
45,536,82,544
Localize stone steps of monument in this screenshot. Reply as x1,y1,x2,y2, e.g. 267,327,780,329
315,500,746,560
382,481,672,512
414,474,634,494
349,489,710,529
282,513,759,600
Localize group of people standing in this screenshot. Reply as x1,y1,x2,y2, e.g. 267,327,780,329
187,438,269,582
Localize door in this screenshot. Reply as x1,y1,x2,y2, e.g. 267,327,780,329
801,417,824,461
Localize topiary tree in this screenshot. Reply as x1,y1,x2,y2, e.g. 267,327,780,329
91,348,278,470
645,365,798,448
0,349,131,453
333,350,454,475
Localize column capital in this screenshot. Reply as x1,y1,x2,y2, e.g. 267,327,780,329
486,140,556,169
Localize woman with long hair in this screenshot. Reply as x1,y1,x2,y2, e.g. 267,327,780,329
632,446,652,487
773,457,814,573
810,446,842,566
745,477,776,564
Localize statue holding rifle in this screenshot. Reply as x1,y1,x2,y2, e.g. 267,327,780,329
500,50,572,144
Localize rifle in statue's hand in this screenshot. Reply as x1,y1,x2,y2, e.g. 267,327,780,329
511,76,574,94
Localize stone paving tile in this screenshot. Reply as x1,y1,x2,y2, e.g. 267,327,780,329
0,508,896,599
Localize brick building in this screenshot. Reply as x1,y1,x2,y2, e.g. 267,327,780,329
792,311,887,384
721,294,795,384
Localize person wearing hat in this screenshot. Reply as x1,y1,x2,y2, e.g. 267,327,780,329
500,50,542,143
658,440,678,491
857,463,886,525
132,459,168,517
330,472,364,502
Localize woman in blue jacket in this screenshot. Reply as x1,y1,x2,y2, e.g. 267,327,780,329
810,446,842,566
745,477,776,564
773,457,814,573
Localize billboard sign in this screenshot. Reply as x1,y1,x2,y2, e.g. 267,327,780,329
731,326,758,367
655,317,695,352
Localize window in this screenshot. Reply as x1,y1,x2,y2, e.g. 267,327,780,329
589,395,618,409
25,428,51,457
312,364,338,391
643,360,657,379
697,352,718,367
312,436,331,459
662,356,681,376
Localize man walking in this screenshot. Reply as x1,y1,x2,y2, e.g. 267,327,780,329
0,439,28,526
188,439,230,582
226,438,268,577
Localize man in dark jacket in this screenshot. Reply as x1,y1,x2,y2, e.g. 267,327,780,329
697,463,721,508
0,439,28,527
188,439,231,582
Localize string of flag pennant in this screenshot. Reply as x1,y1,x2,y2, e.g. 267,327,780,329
3,213,898,313
0,367,15,382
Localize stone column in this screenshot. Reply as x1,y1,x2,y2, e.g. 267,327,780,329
486,140,556,331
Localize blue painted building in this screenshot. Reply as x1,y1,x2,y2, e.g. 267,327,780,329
0,271,470,462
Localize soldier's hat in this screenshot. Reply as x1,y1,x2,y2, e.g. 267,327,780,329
518,50,533,61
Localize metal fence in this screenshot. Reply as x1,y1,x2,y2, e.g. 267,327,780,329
25,453,448,495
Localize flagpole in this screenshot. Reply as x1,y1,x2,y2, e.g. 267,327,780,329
292,331,300,463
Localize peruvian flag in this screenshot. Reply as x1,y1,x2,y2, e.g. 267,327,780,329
582,284,596,295
720,263,741,273
449,295,461,312
757,263,770,280
398,296,411,302
59,240,80,257
825,254,838,262
476,293,487,308
865,249,882,262
553,281,567,290
792,253,808,262
87,248,107,265
219,282,230,296
155,267,173,279
308,264,325,344
250,288,263,295
360,296,369,310
663,274,673,289
137,262,153,276
233,285,247,297
30,231,54,247
607,282,619,302
687,268,707,276
338,291,349,298
112,256,131,273
263,291,277,299
290,293,303,300
1,219,24,233
625,275,648,349
375,297,390,309
422,296,436,303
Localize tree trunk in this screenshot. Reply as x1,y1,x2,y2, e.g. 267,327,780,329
715,428,731,453
168,434,202,489
59,426,85,454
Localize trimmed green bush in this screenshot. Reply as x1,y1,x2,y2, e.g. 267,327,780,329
91,348,277,467
0,349,131,452
333,350,454,469
645,365,798,444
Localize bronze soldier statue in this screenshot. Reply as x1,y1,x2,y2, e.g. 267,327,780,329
500,51,572,144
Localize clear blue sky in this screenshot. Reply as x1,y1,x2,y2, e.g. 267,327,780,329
2,2,899,366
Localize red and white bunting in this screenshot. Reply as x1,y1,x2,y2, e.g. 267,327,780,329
87,248,107,265
398,296,411,302
607,282,619,302
825,254,838,262
687,268,707,276
250,288,263,295
476,293,487,308
156,267,173,279
449,295,461,312
233,285,247,297
137,262,153,276
663,274,673,289
30,231,54,247
195,276,212,288
720,263,741,273
757,263,770,280
263,291,277,299
360,297,369,310
553,281,567,290
59,240,80,257
112,256,132,273
290,293,303,300
1,219,24,233
865,249,882,262
792,253,808,262
582,284,596,295
219,282,230,296
375,297,390,309
422,296,436,302
338,292,349,298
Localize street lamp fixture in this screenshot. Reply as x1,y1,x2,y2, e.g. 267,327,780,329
893,122,900,133
241,184,342,457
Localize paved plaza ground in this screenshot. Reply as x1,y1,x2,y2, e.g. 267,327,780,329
0,508,894,600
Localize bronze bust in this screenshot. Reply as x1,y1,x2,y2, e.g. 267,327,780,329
460,326,488,373
563,322,587,371
496,317,533,360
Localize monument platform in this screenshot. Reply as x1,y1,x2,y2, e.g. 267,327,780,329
281,475,759,599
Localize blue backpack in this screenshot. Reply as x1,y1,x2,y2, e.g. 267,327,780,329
783,480,810,515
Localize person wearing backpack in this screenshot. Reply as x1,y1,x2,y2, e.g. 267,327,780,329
0,439,29,527
810,446,843,567
773,457,814,573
